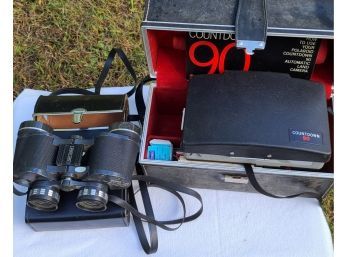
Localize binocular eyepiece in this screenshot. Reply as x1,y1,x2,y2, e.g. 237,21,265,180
14,120,141,212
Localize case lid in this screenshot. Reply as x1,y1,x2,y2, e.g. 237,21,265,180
33,95,128,129
34,95,127,113
143,0,333,38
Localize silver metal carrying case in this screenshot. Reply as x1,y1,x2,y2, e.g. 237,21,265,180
139,0,334,198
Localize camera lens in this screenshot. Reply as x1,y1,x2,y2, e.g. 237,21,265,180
27,181,60,212
76,184,108,212
87,122,141,190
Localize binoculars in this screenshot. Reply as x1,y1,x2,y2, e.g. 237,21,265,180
13,120,141,212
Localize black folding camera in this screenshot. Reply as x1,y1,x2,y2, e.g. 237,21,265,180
182,71,331,170
14,120,141,213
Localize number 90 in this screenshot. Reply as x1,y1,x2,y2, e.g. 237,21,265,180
188,41,251,74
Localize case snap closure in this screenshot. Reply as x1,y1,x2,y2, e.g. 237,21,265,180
223,174,249,184
72,108,87,124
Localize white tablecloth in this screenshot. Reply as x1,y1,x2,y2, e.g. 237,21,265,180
14,87,333,257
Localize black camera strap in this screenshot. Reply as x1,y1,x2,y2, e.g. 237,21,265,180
135,76,156,124
129,181,159,254
244,164,320,199
49,87,97,96
107,163,203,254
49,48,137,97
47,48,153,125
94,48,137,95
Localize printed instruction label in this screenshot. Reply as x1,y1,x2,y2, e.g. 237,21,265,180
186,33,321,79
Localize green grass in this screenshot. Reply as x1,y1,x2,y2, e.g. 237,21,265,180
322,188,334,235
14,0,147,96
13,0,333,234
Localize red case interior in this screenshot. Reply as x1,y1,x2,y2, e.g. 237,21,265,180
144,30,334,165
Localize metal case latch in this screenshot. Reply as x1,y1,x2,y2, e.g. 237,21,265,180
72,108,87,124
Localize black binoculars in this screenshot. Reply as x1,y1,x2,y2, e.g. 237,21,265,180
13,120,141,212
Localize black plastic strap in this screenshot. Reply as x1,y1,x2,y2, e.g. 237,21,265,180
244,164,320,199
128,162,158,254
50,48,138,97
135,76,156,124
127,115,142,122
108,164,203,254
50,88,96,96
94,48,137,95
235,0,267,54
48,47,151,126
128,183,158,254
131,175,203,224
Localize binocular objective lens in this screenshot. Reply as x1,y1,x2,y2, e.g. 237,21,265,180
27,182,60,212
76,186,108,212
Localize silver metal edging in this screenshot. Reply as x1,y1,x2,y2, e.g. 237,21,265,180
144,21,332,33
51,127,108,132
144,20,236,27
141,158,333,179
141,25,333,39
264,32,334,40
142,25,235,34
18,127,50,133
141,27,156,78
267,26,333,32
184,153,324,170
33,110,124,116
139,84,155,161
144,0,151,21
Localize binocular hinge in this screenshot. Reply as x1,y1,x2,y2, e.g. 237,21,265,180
56,144,84,166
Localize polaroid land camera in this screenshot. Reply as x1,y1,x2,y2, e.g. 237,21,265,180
182,71,332,170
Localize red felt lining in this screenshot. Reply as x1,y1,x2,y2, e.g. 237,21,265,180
311,39,334,99
144,30,334,162
145,87,186,157
145,30,188,158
